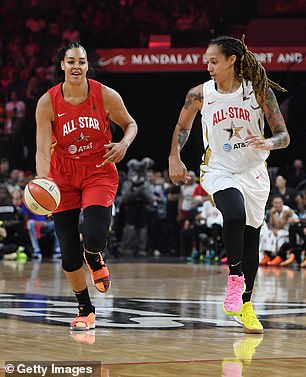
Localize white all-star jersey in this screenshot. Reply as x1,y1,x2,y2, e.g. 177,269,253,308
200,79,269,174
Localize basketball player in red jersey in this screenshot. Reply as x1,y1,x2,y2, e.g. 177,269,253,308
35,42,137,330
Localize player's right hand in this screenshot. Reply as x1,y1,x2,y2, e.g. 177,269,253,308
168,156,191,185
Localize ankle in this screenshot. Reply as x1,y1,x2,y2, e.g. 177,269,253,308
78,304,95,316
229,261,243,276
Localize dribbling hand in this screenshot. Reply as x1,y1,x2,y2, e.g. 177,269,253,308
245,128,274,150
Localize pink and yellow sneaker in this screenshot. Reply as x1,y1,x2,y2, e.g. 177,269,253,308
222,274,245,316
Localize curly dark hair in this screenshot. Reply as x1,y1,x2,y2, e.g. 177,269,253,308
208,35,287,99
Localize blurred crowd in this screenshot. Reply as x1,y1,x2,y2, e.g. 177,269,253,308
1,155,305,266
0,0,254,172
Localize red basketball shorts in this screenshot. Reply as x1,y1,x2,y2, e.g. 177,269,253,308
49,156,119,213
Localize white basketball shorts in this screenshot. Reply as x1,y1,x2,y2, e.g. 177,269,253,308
200,163,270,228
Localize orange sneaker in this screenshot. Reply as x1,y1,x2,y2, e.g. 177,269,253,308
259,255,271,266
70,305,95,331
83,251,111,293
267,255,282,266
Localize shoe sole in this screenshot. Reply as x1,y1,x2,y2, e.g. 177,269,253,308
234,316,264,334
242,325,264,334
222,305,243,316
70,323,95,331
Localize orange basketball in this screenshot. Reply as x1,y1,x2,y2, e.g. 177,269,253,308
23,178,61,215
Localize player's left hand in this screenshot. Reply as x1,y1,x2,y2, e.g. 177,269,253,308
245,128,274,150
102,141,128,164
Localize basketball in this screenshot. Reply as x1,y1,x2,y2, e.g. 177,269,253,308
23,178,61,215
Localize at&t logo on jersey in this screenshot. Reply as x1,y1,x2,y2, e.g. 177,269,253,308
68,142,93,154
233,141,248,149
223,141,248,153
223,143,232,152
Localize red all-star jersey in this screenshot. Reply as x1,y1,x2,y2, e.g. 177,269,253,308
48,78,111,162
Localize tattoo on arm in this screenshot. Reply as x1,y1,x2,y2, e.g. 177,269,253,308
178,127,189,151
264,89,290,149
184,90,203,110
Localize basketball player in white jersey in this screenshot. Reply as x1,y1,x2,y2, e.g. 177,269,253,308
168,35,290,333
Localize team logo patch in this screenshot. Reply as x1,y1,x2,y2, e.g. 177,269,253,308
0,294,305,330
223,121,243,140
223,143,232,152
75,132,90,142
68,145,78,154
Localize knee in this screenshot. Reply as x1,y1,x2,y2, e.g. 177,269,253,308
82,205,112,251
62,256,83,272
83,227,108,252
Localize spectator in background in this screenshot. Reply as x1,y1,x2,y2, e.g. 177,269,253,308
260,196,298,266
287,159,306,190
61,20,80,45
25,12,46,42
146,169,167,256
5,91,26,132
0,158,10,183
22,203,60,259
120,158,152,257
177,171,198,257
270,175,297,210
194,196,224,260
0,184,27,257
25,67,50,102
0,96,6,138
4,90,26,168
10,188,23,210
165,181,181,255
6,36,25,71
6,169,25,194
281,189,306,267
193,181,209,207
177,170,197,224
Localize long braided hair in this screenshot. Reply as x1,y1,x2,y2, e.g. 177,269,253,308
208,35,287,100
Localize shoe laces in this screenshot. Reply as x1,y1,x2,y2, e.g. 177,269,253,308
85,252,104,272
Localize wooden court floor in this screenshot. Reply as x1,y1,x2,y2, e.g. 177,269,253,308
0,258,305,376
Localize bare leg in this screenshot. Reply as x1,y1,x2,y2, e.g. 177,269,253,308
64,266,87,292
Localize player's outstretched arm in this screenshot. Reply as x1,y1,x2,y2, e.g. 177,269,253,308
168,85,203,184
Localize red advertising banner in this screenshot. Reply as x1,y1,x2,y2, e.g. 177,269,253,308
96,47,306,72
259,0,306,16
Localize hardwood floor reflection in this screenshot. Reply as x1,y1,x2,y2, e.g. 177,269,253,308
0,259,305,376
